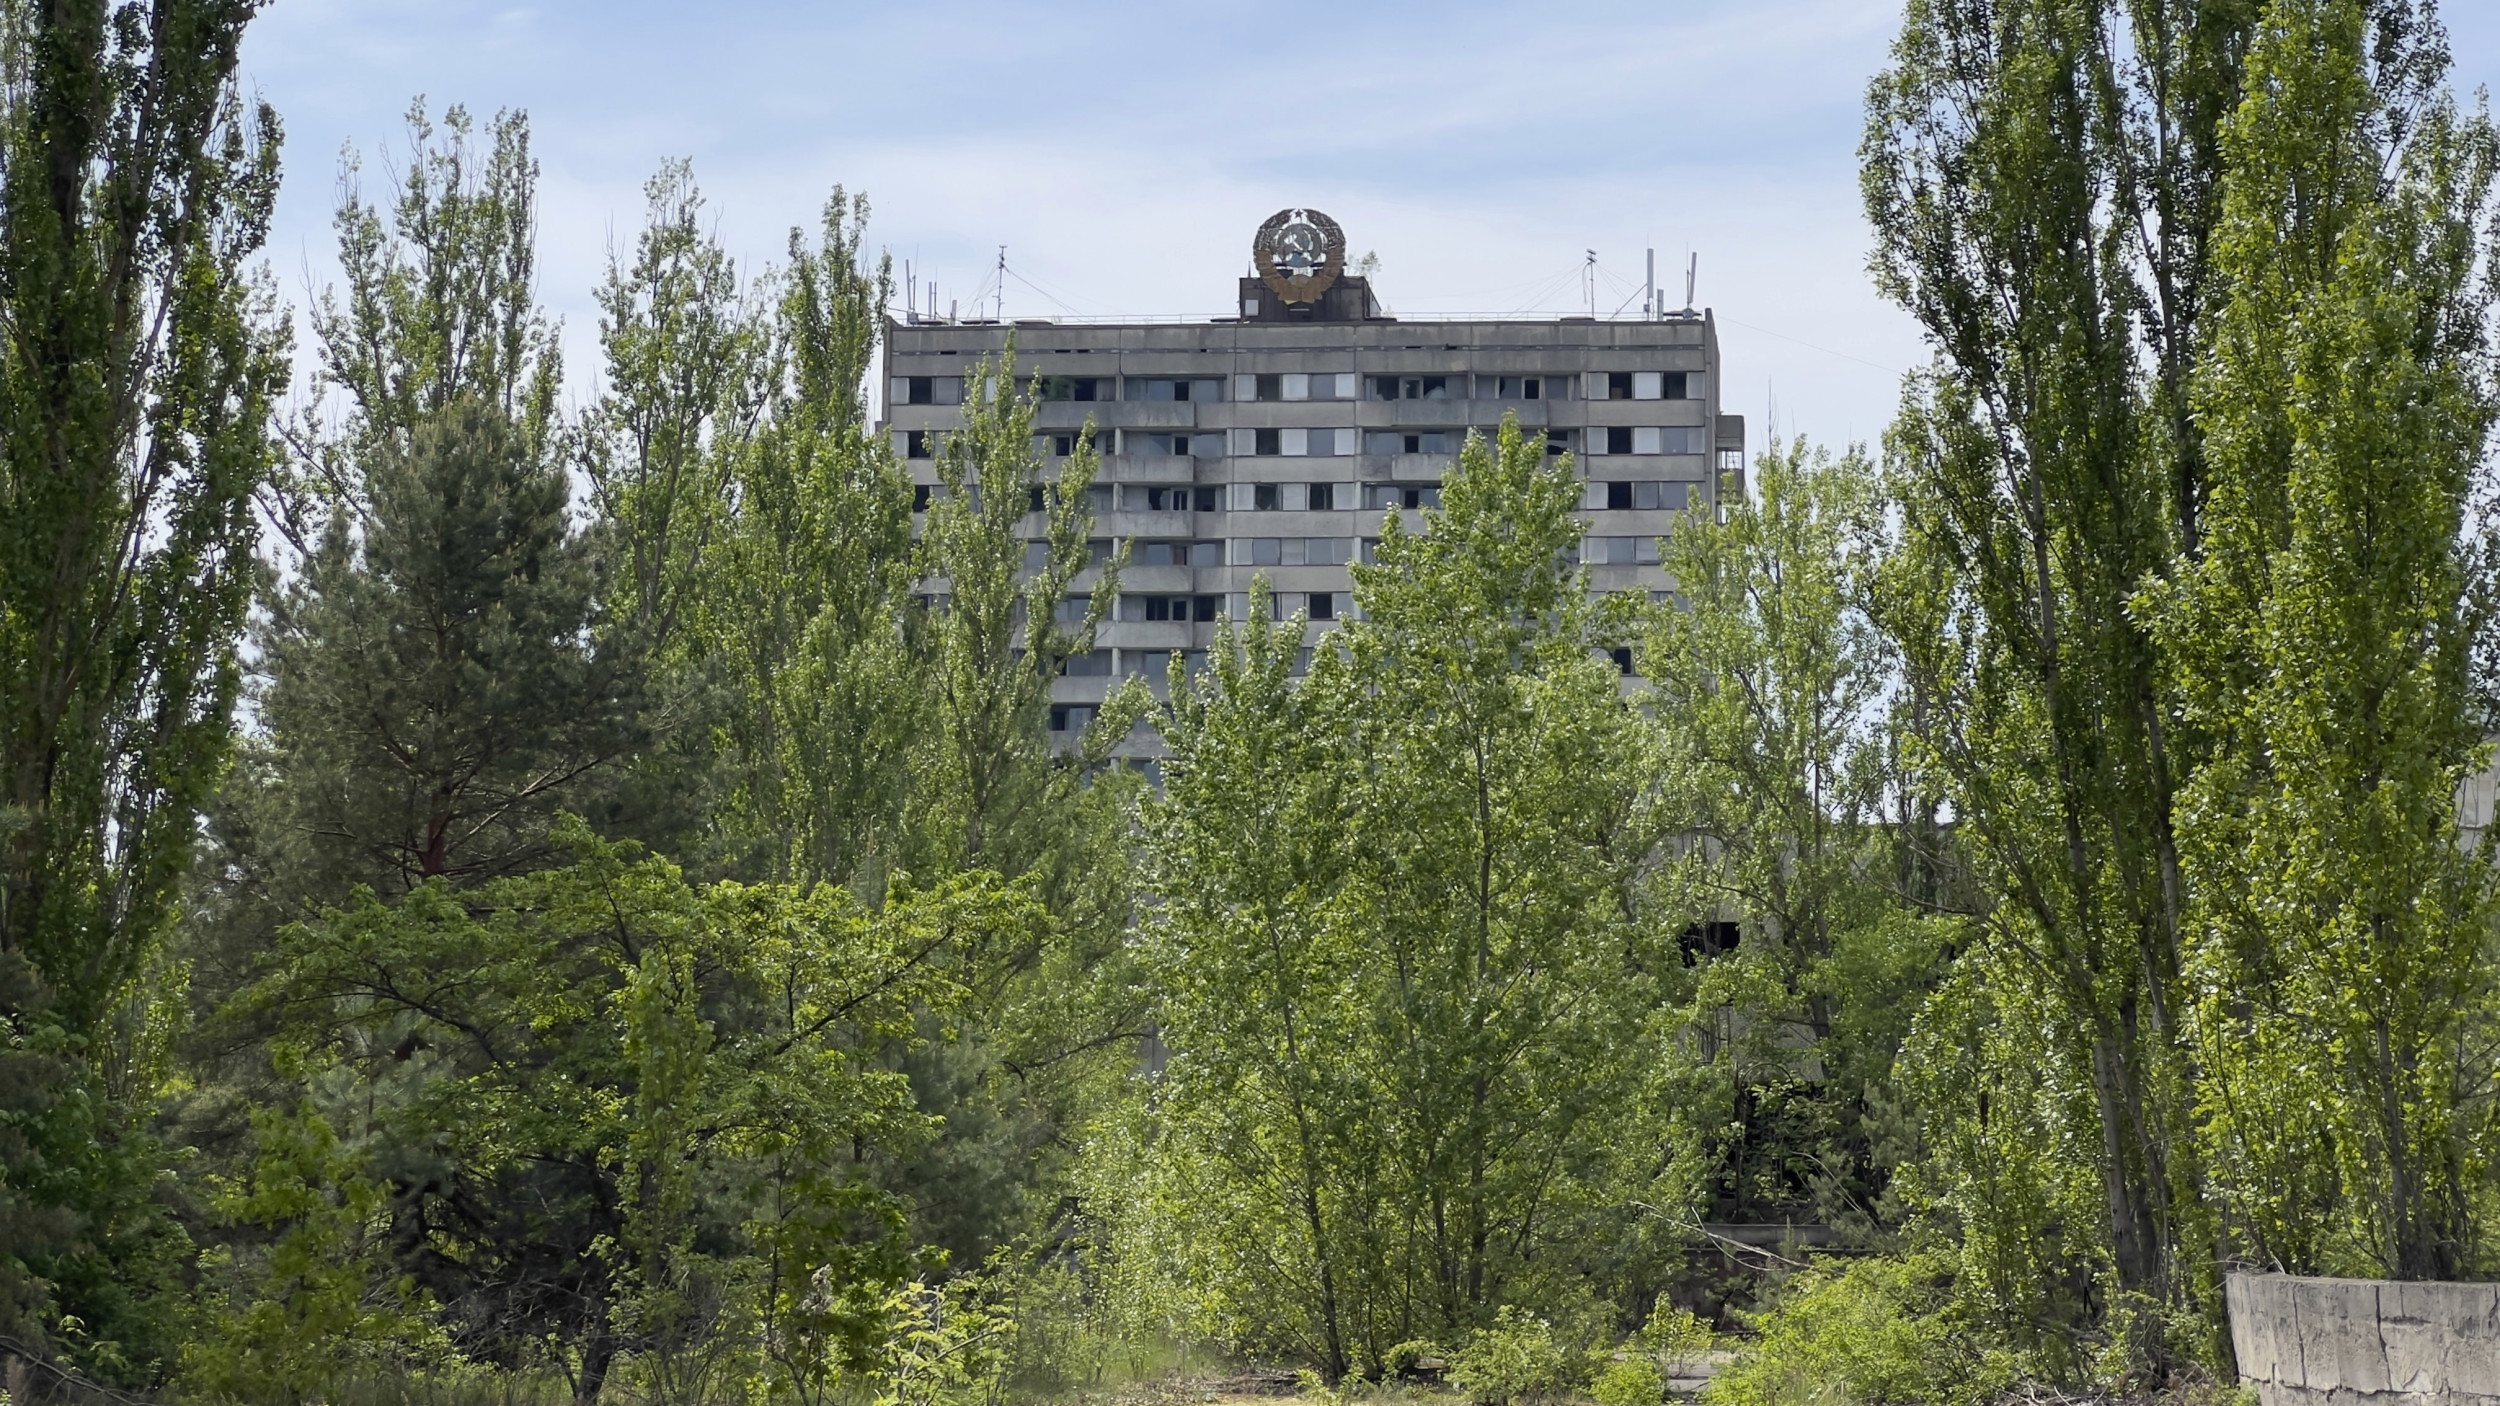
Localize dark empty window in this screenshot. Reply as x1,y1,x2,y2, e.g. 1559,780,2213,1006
1309,592,1336,620
1029,486,1048,513
1607,426,1634,455
906,430,932,459
913,484,933,511
1194,594,1220,621
1607,481,1633,510
1052,434,1075,457
1039,376,1105,401
1608,372,1634,400
1254,484,1281,511
1611,646,1636,675
907,376,934,404
1496,375,1543,399
1307,482,1334,511
1255,428,1281,456
1547,429,1571,456
1256,373,1283,402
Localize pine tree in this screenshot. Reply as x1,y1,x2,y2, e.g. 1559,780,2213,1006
259,397,623,894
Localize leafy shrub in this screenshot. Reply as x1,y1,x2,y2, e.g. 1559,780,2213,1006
1451,1306,1578,1405
1704,1254,2010,1406
1592,1351,1666,1406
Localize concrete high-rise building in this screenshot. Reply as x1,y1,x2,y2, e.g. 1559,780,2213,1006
880,208,1744,756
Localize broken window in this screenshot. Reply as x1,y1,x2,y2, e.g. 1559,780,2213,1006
1038,375,1107,401
1366,374,1451,401
1307,482,1335,511
1309,591,1336,620
913,484,934,512
1253,484,1281,511
1255,428,1282,456
903,430,933,459
1494,376,1543,399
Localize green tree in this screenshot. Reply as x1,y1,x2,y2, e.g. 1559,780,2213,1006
1862,0,2262,1368
1643,438,1950,1241
2155,0,2500,1280
1138,420,1670,1380
257,399,625,894
235,820,1041,1405
697,188,922,890
0,0,284,1373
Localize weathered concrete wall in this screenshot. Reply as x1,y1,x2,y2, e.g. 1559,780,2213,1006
2228,1273,2500,1406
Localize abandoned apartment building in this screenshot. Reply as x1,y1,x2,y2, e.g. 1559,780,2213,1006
880,208,1746,764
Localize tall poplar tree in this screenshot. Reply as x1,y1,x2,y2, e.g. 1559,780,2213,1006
1863,0,2258,1367
0,0,283,1372
2157,0,2499,1281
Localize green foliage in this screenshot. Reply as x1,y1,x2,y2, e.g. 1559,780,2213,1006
1862,0,2258,1369
1135,418,1673,1380
1449,1307,1576,1406
1705,1255,2009,1406
182,1101,445,1402
256,397,625,894
2155,0,2500,1280
1645,437,1951,1238
233,819,1042,1398
1590,1352,1664,1406
0,0,285,1372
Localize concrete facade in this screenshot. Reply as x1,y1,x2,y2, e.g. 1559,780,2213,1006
2228,1272,2500,1406
878,268,1744,757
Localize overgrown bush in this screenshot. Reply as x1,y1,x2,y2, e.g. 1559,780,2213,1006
1450,1307,1579,1405
1704,1254,2009,1406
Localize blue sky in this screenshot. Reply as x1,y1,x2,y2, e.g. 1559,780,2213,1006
237,1,2500,457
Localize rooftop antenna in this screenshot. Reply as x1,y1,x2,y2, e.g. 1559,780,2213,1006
995,245,1006,321
1584,249,1597,317
1645,247,1656,321
904,259,915,320
1684,252,1698,315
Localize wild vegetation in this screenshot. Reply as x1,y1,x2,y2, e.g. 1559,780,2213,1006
0,0,2495,1403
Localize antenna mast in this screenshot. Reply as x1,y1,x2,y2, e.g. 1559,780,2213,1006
1685,253,1698,313
1645,248,1656,320
996,246,1006,321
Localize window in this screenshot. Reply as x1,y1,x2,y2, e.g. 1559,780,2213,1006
892,375,964,406
1365,484,1441,511
1131,485,1218,512
1633,372,1663,401
904,430,932,459
1611,646,1636,675
913,484,934,512
1587,535,1661,565
1546,429,1572,456
1256,373,1283,402
1053,434,1075,457
1049,704,1099,733
1367,374,1450,401
1589,481,1693,511
1126,594,1209,622
1038,375,1107,401
1607,426,1634,455
1060,652,1112,677
1023,540,1049,571
1495,376,1543,399
1307,482,1336,511
1608,371,1634,400
1255,428,1282,456
1366,430,1451,455
1132,540,1220,567
1309,591,1336,620
1253,483,1280,511
1719,448,1744,473
1126,378,1223,402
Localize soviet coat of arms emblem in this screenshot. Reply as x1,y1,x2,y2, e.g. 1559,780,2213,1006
1254,208,1346,305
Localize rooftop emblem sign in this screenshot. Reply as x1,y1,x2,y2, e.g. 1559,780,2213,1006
1254,208,1345,305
